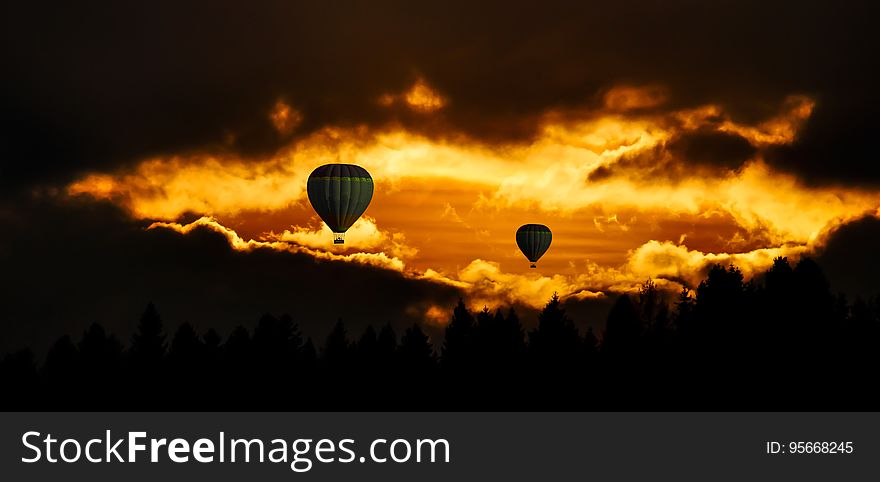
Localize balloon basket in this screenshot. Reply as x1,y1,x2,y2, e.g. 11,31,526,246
530,263,536,268
333,233,345,244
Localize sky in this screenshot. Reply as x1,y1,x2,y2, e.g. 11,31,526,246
2,0,880,352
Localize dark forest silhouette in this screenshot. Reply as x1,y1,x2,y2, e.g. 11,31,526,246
2,257,879,410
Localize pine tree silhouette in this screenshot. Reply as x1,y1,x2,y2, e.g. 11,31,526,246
473,307,495,371
352,325,379,399
530,293,579,367
323,318,351,371
168,322,203,404
442,299,476,373
222,325,253,405
502,308,526,358
603,294,641,356
200,327,222,401
77,323,123,408
474,307,526,386
673,287,696,335
128,302,167,405
42,335,79,403
356,325,379,366
130,302,167,366
401,323,434,363
583,326,598,362
524,293,581,403
252,313,303,399
376,323,398,374
202,327,221,365
300,337,318,370
169,323,202,364
400,323,436,394
253,313,303,366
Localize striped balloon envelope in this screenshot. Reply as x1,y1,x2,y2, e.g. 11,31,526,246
516,224,552,268
306,164,374,244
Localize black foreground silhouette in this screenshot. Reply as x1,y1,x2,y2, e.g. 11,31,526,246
1,257,878,410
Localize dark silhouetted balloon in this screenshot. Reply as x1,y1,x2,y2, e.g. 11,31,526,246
307,164,374,244
516,224,552,268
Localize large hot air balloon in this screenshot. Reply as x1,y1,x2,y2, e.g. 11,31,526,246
516,224,552,268
307,164,374,244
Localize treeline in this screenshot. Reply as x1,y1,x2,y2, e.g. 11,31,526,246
1,257,879,410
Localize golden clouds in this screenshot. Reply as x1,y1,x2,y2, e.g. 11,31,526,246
676,95,814,146
69,156,307,219
65,80,880,309
149,216,408,272
379,78,447,112
625,240,809,287
265,216,418,260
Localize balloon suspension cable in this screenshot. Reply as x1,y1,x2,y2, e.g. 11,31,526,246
530,263,536,268
333,232,345,244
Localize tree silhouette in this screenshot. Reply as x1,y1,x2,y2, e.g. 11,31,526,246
521,292,580,404
222,325,253,404
582,326,598,363
253,313,303,366
400,323,435,372
376,323,398,379
169,323,202,366
130,302,167,369
603,294,641,356
252,313,303,397
42,335,79,399
356,325,379,367
202,328,221,366
2,256,880,410
168,322,203,403
474,307,526,391
323,318,351,371
530,293,580,367
300,337,318,369
77,323,123,407
128,302,167,404
442,299,476,374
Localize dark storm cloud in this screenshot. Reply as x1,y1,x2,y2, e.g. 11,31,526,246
816,215,880,301
3,0,879,190
766,99,880,186
668,130,757,171
597,128,758,182
0,195,464,355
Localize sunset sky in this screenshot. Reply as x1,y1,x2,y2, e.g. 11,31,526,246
3,1,880,351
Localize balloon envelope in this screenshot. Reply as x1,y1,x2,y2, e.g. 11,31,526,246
516,224,552,268
307,164,374,244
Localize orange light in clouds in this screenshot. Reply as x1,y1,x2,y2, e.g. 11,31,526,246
378,78,447,112
65,84,880,311
604,85,668,111
403,78,446,112
270,100,303,135
424,305,450,326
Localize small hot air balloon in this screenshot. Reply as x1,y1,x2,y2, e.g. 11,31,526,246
516,224,552,268
307,164,374,244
